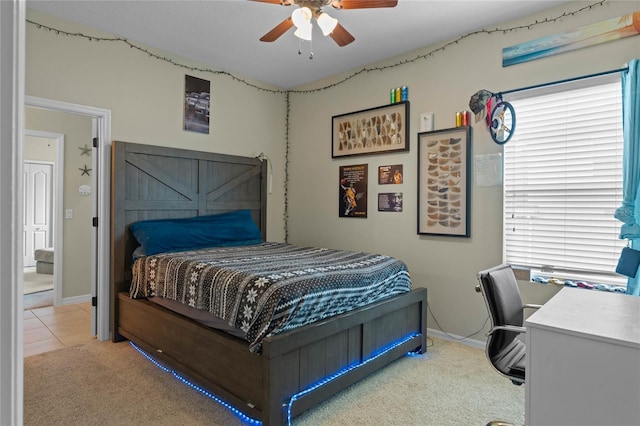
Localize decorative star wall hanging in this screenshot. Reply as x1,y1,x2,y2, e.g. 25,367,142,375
79,164,91,176
78,144,91,156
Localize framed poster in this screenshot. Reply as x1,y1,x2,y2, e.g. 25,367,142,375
378,164,403,184
332,102,409,158
184,75,210,134
378,193,403,212
339,164,368,218
502,12,640,67
418,127,471,237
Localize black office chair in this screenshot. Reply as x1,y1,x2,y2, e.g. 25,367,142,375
476,264,541,426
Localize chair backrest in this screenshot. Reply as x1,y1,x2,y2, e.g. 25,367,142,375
477,264,524,359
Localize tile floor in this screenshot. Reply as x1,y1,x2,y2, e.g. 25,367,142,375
23,302,95,357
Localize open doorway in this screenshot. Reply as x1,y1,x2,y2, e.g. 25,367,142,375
23,131,64,310
24,107,95,318
25,96,111,342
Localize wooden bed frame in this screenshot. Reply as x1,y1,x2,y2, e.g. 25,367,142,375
110,140,428,425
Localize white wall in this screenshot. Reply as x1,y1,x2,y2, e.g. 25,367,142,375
287,1,640,339
25,9,288,242
24,134,56,161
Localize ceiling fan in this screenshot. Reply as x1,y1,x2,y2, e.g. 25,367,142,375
252,0,398,47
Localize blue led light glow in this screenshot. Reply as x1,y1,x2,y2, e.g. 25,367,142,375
285,333,422,424
131,332,422,426
129,342,262,425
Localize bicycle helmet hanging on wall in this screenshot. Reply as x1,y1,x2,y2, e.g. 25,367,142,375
489,93,516,145
468,89,516,145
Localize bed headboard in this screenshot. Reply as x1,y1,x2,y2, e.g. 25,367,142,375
110,141,267,337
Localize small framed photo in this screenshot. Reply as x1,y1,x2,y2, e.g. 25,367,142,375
184,75,210,134
332,102,409,158
378,193,403,212
418,127,471,237
378,164,403,185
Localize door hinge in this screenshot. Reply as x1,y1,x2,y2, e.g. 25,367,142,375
92,217,98,227
92,137,98,148
91,296,97,307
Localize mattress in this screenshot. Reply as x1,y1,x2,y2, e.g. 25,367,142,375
130,242,412,352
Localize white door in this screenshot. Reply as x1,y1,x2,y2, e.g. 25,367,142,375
23,162,53,267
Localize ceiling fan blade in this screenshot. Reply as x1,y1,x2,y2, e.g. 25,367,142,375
250,0,292,5
260,17,294,42
333,0,398,9
329,23,355,47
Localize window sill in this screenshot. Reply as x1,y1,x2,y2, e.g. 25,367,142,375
512,266,628,293
529,274,627,293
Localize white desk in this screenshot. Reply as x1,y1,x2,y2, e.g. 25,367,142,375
525,287,640,426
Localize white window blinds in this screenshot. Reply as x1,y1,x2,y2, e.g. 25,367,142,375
503,74,625,280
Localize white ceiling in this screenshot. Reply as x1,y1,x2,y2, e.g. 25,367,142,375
26,0,570,89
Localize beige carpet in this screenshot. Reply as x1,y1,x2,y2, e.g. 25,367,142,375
23,289,53,310
24,336,524,425
23,267,54,295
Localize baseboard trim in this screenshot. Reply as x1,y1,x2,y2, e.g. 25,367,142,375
61,294,91,306
427,327,486,350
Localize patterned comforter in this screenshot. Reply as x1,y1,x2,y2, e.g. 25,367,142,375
130,242,411,352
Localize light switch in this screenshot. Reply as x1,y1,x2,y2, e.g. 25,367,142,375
65,209,73,219
419,112,434,132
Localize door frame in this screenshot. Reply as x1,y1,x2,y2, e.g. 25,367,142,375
3,2,26,425
25,96,111,342
23,130,64,306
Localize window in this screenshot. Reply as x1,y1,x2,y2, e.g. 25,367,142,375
503,73,625,285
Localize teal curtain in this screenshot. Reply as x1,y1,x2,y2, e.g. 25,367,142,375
614,59,640,296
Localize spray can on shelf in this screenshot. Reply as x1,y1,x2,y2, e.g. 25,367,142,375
462,111,469,126
455,112,462,127
401,86,408,102
390,88,396,104
395,87,401,103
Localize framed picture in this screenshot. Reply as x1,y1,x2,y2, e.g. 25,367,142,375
418,127,471,237
184,75,210,134
339,164,368,218
378,192,403,212
332,101,409,158
378,164,403,185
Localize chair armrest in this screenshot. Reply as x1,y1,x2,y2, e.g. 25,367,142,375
523,304,542,310
487,325,527,336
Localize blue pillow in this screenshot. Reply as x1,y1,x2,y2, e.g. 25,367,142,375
129,210,263,256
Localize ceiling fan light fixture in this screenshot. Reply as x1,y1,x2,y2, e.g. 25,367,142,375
317,12,338,36
291,6,312,28
294,22,313,40
255,0,398,47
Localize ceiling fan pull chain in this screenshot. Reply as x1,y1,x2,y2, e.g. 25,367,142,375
297,39,313,59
